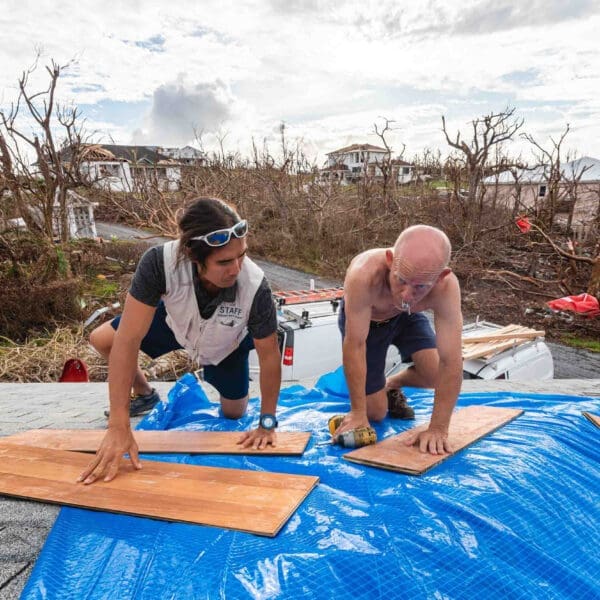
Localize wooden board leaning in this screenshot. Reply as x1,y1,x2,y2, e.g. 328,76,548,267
344,406,524,475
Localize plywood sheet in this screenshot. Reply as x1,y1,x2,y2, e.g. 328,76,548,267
2,429,311,455
0,442,318,537
344,406,523,475
582,412,600,429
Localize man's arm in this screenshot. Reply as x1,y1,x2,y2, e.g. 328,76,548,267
336,275,374,434
238,332,281,449
405,274,463,454
79,293,156,483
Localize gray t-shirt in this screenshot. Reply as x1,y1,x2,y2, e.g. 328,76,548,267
130,246,277,340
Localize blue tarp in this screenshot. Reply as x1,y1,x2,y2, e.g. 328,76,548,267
21,370,600,599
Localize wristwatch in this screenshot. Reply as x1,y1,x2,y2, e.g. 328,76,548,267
259,413,278,430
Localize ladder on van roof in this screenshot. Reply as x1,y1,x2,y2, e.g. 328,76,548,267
273,287,344,305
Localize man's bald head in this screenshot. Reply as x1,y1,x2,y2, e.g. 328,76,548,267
393,225,451,274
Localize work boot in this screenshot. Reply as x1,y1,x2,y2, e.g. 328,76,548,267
104,388,161,418
387,388,415,420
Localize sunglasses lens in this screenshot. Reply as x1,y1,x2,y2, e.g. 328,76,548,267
233,220,248,238
205,230,231,246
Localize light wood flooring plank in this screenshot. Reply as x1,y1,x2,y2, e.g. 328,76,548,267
0,443,318,536
344,406,523,475
1,429,311,455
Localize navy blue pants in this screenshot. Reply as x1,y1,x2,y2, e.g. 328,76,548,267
338,300,436,394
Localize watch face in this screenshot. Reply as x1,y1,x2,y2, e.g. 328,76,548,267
260,414,277,430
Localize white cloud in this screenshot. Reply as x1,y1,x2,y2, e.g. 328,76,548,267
132,76,235,146
1,0,600,162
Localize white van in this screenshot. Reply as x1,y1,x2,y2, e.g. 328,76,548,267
249,290,554,382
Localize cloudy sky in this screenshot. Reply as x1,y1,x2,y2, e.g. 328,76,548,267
1,0,599,165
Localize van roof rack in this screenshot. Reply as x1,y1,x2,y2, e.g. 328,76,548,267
273,287,344,305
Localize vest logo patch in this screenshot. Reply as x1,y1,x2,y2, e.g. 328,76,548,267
217,305,243,327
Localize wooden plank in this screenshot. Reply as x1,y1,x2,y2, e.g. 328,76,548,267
462,339,528,360
344,406,523,475
582,412,600,429
1,429,311,456
0,442,319,537
462,324,543,361
462,330,545,344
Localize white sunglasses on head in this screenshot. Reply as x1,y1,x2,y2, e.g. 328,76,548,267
190,220,248,247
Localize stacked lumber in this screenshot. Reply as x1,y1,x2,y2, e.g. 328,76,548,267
462,324,545,361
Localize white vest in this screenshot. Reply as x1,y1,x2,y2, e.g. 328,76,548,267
162,240,265,365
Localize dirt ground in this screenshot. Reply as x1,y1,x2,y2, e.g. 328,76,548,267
451,249,600,346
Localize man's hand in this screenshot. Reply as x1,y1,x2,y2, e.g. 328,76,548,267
333,411,370,441
237,427,277,450
403,425,453,455
78,426,141,484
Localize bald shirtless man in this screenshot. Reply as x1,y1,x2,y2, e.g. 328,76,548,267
336,225,463,455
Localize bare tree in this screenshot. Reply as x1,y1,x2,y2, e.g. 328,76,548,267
505,162,528,218
442,107,524,216
372,117,404,206
529,222,600,298
0,56,93,242
521,125,570,228
556,154,590,234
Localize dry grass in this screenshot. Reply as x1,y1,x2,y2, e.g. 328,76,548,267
0,325,98,382
0,325,195,383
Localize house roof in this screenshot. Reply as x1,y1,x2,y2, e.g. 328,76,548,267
61,144,172,164
326,143,389,155
95,144,173,164
80,145,123,161
483,156,600,185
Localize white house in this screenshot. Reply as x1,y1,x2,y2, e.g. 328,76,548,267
319,143,415,184
74,144,205,192
157,145,206,165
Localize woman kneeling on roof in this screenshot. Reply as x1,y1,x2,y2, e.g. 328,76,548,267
79,197,282,484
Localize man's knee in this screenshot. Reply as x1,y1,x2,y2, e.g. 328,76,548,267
89,322,115,356
413,348,439,387
367,405,387,422
220,396,248,419
366,389,387,422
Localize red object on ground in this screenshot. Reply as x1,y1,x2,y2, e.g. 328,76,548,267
59,358,90,382
515,216,531,233
547,293,600,317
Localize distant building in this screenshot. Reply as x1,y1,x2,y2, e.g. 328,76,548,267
157,145,207,165
319,143,415,185
482,156,600,240
67,144,205,192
